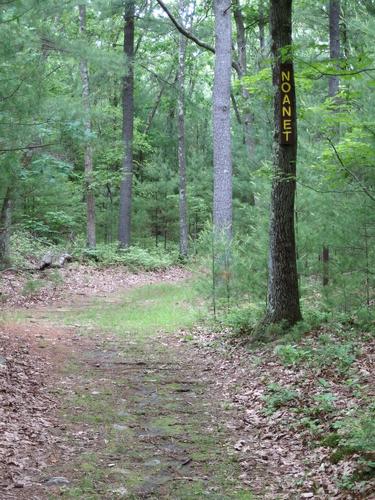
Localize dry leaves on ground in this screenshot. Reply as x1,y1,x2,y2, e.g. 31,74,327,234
181,326,375,499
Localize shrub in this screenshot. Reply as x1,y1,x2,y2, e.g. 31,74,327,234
262,383,299,415
22,278,45,296
9,230,56,268
274,344,311,366
74,243,177,270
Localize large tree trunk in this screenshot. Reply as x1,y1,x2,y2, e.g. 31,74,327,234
264,0,302,327
119,0,135,248
213,0,232,239
177,0,189,258
0,187,12,268
329,0,341,98
79,4,96,249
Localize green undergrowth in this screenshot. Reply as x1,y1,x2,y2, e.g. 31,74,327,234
195,304,374,494
58,281,199,341
6,230,179,272
74,242,179,271
265,321,375,493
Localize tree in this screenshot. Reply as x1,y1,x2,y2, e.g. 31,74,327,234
233,0,255,157
177,0,189,258
119,0,135,248
79,4,96,249
213,0,232,240
263,0,302,327
0,187,12,268
329,0,341,98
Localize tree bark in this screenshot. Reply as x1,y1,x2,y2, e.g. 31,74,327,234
233,0,255,157
322,245,330,286
264,0,302,327
0,187,12,268
258,0,267,62
213,0,232,240
177,0,189,258
119,0,135,248
79,4,96,249
329,0,340,97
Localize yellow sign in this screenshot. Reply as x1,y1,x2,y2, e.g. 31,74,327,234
279,64,295,145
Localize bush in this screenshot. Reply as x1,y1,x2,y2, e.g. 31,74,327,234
274,344,311,366
336,407,375,456
9,230,57,268
262,383,299,415
222,306,262,334
22,278,46,296
74,243,178,271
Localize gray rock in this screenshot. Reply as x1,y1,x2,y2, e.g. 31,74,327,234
45,476,70,486
117,410,130,417
144,459,161,467
111,486,128,497
113,424,128,431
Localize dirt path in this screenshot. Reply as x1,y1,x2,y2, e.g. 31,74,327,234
1,275,251,499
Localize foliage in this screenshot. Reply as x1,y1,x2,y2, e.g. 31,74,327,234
75,242,178,271
262,383,299,415
9,231,55,268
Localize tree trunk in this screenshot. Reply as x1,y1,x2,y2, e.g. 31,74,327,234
258,0,267,63
119,0,135,248
177,0,189,258
264,0,302,327
322,245,330,286
0,187,12,268
329,0,340,97
233,0,255,158
213,0,232,239
79,4,96,249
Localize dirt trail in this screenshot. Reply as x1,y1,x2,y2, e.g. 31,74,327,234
0,272,251,499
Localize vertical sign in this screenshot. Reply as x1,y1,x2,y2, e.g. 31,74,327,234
279,63,295,145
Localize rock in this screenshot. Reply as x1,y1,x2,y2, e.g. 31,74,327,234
113,424,128,431
144,459,161,467
117,410,130,417
39,253,72,270
0,355,7,368
44,476,70,486
111,486,128,497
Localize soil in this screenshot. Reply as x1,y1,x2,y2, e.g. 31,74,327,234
0,267,247,499
1,266,373,499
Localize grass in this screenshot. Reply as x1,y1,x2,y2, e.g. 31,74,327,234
59,281,198,340
1,276,254,498
47,280,254,499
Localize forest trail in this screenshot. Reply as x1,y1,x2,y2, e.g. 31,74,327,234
1,274,252,499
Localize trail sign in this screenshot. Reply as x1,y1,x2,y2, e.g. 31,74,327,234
279,63,295,145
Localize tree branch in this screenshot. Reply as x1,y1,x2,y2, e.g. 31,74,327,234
300,59,375,79
327,137,375,202
155,0,241,75
0,143,57,154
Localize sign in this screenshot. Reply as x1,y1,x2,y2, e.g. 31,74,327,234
279,63,295,145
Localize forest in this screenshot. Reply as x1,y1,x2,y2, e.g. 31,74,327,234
0,0,374,498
